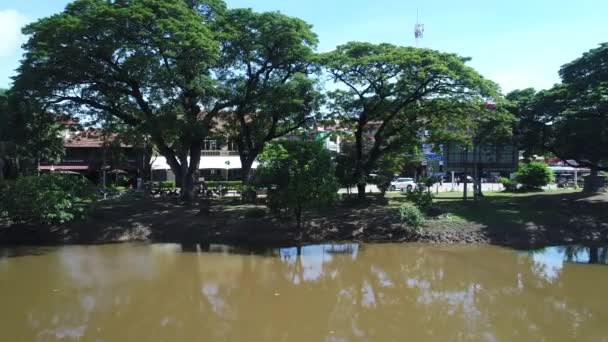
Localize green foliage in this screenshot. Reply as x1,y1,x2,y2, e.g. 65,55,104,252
508,43,608,172
372,172,393,195
243,208,266,219
217,9,321,181
334,153,358,189
500,177,518,192
506,88,548,159
398,204,425,233
0,173,95,224
320,42,498,197
204,181,242,189
515,162,554,190
151,181,177,190
257,139,339,228
405,186,434,211
371,153,408,195
0,90,64,177
14,0,228,199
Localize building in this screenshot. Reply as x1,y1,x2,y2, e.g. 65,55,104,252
150,124,343,182
151,139,255,182
39,125,145,183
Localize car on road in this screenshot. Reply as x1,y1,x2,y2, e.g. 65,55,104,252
389,177,416,192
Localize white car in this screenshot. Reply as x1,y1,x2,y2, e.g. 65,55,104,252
389,177,416,192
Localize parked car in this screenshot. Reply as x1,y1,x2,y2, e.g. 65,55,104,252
389,177,416,192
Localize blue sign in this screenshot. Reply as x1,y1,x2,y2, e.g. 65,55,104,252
425,153,443,161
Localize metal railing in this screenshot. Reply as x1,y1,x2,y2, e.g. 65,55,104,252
201,150,239,156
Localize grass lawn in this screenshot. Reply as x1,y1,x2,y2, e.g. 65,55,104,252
386,189,608,245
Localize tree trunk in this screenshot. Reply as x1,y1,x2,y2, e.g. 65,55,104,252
463,169,468,201
589,247,599,264
357,182,367,199
179,167,196,202
240,155,257,202
295,204,303,241
583,167,604,193
354,121,366,200
477,166,484,197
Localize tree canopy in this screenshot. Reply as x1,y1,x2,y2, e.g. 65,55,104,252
320,42,499,197
14,0,228,199
508,43,608,172
216,8,321,183
14,0,323,200
0,89,64,178
257,139,338,230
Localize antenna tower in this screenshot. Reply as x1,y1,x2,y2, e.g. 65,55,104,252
414,9,424,47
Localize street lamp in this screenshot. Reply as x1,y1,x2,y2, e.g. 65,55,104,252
224,160,230,181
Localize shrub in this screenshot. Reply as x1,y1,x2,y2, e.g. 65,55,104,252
404,186,434,211
257,140,339,229
399,204,425,233
425,205,446,217
371,172,393,195
420,176,438,192
0,173,96,224
515,162,554,190
244,208,266,219
159,181,176,189
204,181,243,191
500,177,518,192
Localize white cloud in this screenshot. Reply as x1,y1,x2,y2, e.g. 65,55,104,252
0,9,28,57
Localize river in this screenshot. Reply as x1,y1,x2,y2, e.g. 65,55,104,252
1,243,607,341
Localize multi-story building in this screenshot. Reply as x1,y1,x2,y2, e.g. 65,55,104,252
151,139,248,182
38,128,145,182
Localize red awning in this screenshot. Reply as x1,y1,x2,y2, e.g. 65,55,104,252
38,165,89,171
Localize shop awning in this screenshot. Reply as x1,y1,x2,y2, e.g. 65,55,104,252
151,156,258,170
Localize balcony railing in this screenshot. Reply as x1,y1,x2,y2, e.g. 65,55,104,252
201,150,239,156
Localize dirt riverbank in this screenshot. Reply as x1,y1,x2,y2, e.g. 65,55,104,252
1,191,606,249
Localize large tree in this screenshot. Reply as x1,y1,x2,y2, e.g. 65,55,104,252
551,43,608,174
320,42,497,198
506,88,548,159
14,0,229,200
0,89,64,178
217,9,321,186
508,43,608,191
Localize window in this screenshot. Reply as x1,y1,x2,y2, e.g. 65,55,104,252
202,140,219,151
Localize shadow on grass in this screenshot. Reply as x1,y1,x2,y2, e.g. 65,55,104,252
430,191,608,248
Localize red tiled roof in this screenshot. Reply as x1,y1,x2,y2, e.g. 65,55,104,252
56,115,80,126
65,129,132,148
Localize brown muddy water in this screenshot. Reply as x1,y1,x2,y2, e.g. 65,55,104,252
1,243,607,341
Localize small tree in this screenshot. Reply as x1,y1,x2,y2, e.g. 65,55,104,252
0,173,95,224
515,162,554,190
257,139,338,232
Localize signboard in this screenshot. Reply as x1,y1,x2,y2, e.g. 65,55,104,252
423,144,444,163
443,142,518,172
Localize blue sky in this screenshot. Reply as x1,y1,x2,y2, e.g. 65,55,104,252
0,0,606,93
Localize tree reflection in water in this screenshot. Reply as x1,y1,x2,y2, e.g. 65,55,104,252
1,243,607,341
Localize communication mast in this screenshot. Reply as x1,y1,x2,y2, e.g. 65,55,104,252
414,9,424,47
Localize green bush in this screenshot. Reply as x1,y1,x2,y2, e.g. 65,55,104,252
398,204,425,233
515,162,554,190
499,177,518,192
244,208,266,219
204,181,243,191
159,181,176,189
257,140,339,229
0,173,96,224
404,186,434,211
